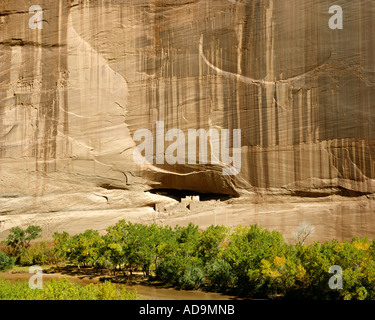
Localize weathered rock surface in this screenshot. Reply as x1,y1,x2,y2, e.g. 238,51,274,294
1,0,375,240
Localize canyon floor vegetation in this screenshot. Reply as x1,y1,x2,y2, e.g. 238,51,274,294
0,221,374,300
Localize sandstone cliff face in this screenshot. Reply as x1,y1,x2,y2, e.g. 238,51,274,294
1,0,375,219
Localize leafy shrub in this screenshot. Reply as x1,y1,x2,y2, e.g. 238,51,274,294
18,249,33,266
0,252,14,271
0,277,141,300
155,257,184,284
259,255,304,298
17,242,55,266
204,259,233,290
178,267,205,290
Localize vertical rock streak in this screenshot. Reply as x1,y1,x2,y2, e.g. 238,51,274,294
0,0,374,197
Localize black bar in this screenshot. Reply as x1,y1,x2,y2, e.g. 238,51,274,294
0,300,372,319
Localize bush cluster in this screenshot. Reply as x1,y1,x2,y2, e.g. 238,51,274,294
0,252,14,271
18,242,58,266
0,278,140,300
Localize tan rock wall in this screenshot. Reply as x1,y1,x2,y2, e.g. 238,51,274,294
0,0,375,216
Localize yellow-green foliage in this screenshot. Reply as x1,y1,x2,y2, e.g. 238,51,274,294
13,222,375,300
0,277,141,300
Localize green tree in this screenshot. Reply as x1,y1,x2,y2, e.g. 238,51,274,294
103,221,129,274
2,225,42,257
324,237,373,300
294,242,333,299
259,254,302,298
52,231,71,263
153,225,176,273
123,223,153,276
136,223,165,277
222,225,288,297
175,223,200,258
68,230,104,267
197,225,230,264
155,223,201,286
104,220,163,276
104,220,141,275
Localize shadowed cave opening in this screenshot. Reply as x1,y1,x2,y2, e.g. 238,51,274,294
291,187,372,198
149,188,234,202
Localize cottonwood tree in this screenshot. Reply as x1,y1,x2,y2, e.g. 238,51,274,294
292,222,315,245
2,225,42,256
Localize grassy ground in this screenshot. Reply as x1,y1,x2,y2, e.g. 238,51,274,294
0,265,239,300
0,276,141,300
0,263,144,300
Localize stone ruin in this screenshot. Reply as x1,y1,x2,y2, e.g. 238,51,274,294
154,195,221,214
